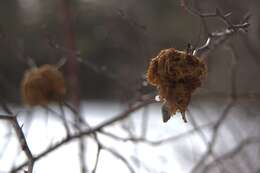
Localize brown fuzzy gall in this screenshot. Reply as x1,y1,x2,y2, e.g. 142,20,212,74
21,64,66,106
147,48,207,122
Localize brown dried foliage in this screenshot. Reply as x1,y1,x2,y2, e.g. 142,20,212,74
147,48,207,122
21,64,66,106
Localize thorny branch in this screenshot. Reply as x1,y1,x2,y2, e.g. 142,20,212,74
0,115,34,173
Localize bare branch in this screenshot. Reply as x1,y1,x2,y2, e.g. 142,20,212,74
202,137,260,173
91,144,101,173
10,98,154,172
181,0,250,58
191,41,239,173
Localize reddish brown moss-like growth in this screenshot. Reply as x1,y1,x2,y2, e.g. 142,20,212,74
21,65,66,106
147,48,207,122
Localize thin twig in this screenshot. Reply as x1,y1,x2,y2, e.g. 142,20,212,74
100,121,214,146
91,143,101,173
58,102,71,136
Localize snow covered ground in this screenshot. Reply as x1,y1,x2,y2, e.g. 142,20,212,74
0,100,259,173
